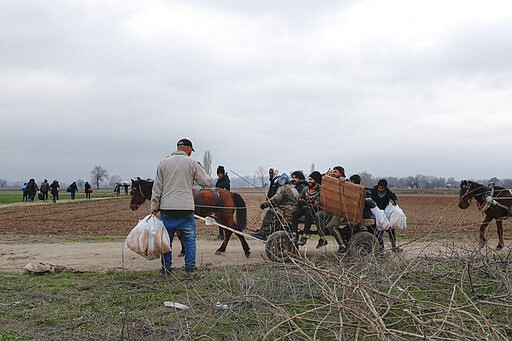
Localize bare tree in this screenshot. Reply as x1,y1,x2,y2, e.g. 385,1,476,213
359,171,373,187
76,179,84,189
310,163,315,174
256,166,266,188
90,166,109,189
109,175,123,187
203,150,212,177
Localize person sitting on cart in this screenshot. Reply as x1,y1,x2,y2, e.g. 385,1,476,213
333,174,385,252
291,171,322,246
251,173,299,240
314,166,349,252
291,170,308,194
267,168,280,199
371,179,400,251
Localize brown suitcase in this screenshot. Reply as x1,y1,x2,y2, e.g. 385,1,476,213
320,176,365,224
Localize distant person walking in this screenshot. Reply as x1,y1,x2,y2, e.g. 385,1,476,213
26,179,38,202
124,183,129,195
40,179,49,201
68,181,79,200
151,138,211,275
21,183,28,202
49,180,60,203
84,181,92,199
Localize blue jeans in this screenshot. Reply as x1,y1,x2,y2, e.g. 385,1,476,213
160,212,196,271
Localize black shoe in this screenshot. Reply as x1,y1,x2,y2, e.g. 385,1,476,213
185,267,196,273
338,245,348,254
296,236,307,246
250,231,267,240
316,238,328,249
216,234,224,240
392,246,402,253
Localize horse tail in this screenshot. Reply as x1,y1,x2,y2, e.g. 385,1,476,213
232,192,247,228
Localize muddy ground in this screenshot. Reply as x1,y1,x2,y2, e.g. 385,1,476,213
0,190,510,272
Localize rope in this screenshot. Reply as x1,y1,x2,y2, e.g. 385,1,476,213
194,214,265,243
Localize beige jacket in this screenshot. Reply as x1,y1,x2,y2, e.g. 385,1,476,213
268,184,299,221
151,151,211,211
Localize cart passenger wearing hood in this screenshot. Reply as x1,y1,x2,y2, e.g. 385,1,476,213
251,173,299,240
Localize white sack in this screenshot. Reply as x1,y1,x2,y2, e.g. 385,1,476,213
125,214,171,259
371,207,390,231
384,204,407,229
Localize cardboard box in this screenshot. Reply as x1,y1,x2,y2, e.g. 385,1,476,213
320,176,365,224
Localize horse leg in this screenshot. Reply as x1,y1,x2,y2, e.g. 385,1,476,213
479,216,493,248
235,233,251,257
496,220,504,250
215,229,232,255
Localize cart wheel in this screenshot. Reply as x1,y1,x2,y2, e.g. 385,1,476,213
265,231,297,262
348,231,379,257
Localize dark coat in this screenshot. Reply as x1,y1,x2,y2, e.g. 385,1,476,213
370,186,398,210
49,181,59,196
69,182,78,193
215,174,231,190
267,177,279,199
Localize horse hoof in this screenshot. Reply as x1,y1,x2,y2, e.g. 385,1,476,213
178,253,185,257
245,251,251,258
497,244,504,250
478,240,486,248
215,250,223,255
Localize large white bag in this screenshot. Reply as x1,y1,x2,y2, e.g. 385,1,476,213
125,214,171,259
371,207,390,231
384,204,407,229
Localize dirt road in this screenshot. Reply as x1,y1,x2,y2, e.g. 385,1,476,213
1,236,500,273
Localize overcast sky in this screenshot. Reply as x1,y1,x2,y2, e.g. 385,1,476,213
1,0,512,184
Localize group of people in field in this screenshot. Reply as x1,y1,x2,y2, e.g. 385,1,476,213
21,179,93,203
250,166,400,253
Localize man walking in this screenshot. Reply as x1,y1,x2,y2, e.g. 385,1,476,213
151,138,210,275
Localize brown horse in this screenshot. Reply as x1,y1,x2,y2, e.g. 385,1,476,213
129,177,251,257
458,180,512,249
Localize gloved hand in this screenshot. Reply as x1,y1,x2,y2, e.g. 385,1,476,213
260,202,268,209
392,200,398,206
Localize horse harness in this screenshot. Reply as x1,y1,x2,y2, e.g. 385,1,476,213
195,188,232,213
478,183,512,216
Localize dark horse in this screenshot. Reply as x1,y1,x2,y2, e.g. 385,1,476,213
129,177,251,257
458,180,512,249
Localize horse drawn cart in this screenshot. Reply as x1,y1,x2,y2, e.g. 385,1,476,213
265,176,381,262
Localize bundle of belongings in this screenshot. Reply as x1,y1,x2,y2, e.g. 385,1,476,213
125,214,171,259
370,203,407,231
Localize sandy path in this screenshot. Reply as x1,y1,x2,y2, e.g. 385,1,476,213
1,237,502,273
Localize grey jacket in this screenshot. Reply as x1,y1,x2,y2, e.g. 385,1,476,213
151,151,211,211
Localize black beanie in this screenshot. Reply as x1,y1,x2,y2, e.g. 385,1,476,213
377,179,387,188
309,171,322,184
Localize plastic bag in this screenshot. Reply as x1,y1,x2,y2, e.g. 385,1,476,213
384,204,407,229
371,207,390,231
125,214,171,259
